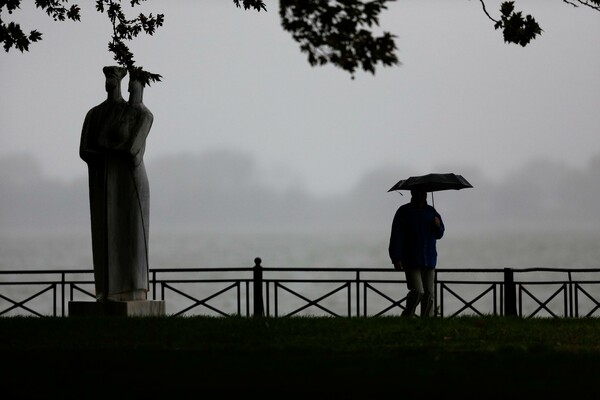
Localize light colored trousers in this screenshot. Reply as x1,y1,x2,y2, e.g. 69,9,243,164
402,268,435,317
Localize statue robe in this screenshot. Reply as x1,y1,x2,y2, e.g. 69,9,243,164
80,99,153,300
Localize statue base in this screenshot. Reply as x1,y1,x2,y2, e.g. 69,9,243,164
68,300,166,317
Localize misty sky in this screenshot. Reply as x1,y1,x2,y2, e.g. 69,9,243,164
1,0,599,197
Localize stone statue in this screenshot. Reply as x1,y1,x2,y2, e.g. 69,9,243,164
80,66,153,302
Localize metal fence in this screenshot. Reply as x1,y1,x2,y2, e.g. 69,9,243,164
1,257,599,318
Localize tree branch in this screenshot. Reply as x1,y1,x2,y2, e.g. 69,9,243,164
479,0,499,23
1,0,80,52
479,1,542,47
570,0,600,11
96,0,164,85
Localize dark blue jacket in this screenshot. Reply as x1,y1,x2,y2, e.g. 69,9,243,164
388,201,444,269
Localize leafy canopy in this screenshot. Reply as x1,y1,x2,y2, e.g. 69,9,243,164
0,0,163,85
1,0,599,81
279,0,398,79
0,0,81,52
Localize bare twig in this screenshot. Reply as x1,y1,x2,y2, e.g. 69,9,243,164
479,0,499,23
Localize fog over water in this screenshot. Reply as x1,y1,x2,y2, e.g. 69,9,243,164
1,150,600,270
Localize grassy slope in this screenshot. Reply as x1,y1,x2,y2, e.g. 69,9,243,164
2,316,600,398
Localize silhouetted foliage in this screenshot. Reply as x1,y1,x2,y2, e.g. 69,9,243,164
233,0,267,12
0,0,163,83
0,0,81,52
480,0,542,46
1,1,599,79
95,0,163,85
280,0,398,79
479,0,599,46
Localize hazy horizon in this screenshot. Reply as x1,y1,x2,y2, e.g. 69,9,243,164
1,149,599,237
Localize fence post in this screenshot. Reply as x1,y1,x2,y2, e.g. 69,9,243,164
61,272,66,317
504,268,517,316
253,257,264,317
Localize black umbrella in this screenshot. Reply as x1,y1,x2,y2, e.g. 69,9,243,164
387,173,473,207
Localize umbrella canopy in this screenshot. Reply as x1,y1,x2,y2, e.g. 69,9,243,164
388,173,473,208
387,173,473,193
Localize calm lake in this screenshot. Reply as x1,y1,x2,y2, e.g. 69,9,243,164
2,228,599,317
1,227,599,270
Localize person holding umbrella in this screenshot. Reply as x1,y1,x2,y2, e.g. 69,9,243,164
388,188,445,317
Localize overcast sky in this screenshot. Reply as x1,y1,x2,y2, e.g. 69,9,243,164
1,0,599,196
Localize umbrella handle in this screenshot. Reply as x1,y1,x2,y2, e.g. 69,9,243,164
431,192,435,208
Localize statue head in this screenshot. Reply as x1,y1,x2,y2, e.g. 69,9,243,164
102,66,127,93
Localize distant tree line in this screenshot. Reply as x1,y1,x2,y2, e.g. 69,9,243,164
1,151,599,233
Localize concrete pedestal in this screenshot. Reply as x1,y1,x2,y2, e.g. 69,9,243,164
68,300,166,317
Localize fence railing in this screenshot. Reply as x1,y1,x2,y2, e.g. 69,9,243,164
1,258,599,318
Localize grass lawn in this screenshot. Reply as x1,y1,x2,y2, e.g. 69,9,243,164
2,315,599,398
